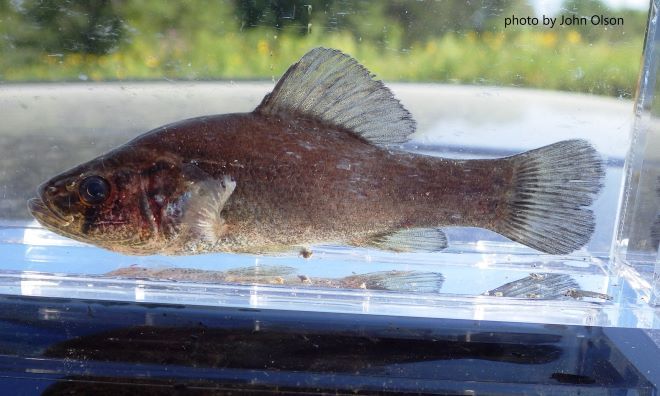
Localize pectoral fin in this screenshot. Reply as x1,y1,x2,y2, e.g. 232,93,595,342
179,166,236,244
362,228,448,253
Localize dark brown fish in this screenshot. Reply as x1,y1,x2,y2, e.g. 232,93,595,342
28,48,604,256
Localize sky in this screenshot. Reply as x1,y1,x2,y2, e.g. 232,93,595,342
531,0,649,16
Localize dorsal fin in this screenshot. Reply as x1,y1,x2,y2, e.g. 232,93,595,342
255,47,415,147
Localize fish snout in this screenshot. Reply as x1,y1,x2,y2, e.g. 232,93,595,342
35,180,77,222
37,181,56,201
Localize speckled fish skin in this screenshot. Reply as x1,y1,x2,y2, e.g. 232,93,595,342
28,47,604,256
129,113,507,253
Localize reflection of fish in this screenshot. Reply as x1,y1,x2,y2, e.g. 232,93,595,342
40,326,564,394
483,273,611,300
106,265,445,293
551,372,596,385
43,326,562,373
29,47,603,256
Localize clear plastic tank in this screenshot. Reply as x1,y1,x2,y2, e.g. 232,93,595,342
0,1,658,328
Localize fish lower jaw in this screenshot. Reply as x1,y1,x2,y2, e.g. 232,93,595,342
28,197,75,227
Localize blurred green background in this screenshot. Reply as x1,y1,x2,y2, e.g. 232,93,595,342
0,0,648,97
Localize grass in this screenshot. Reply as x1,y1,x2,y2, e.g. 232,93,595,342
0,27,643,98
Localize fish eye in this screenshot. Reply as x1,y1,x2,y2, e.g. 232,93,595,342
78,176,110,205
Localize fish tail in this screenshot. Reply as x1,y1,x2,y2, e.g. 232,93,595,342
496,139,604,254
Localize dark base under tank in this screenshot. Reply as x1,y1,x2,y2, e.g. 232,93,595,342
0,295,657,395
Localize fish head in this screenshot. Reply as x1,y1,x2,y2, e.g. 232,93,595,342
28,147,189,255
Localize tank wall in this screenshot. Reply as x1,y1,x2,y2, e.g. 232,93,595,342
615,1,660,296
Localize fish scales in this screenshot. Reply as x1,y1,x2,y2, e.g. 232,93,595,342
130,113,511,253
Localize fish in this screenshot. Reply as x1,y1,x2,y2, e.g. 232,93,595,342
28,47,604,256
105,265,445,293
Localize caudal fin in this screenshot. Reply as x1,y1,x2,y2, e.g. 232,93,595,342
497,140,604,254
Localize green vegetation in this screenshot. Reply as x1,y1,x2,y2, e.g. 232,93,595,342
0,0,648,97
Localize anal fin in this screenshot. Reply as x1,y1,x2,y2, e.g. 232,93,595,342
363,228,447,253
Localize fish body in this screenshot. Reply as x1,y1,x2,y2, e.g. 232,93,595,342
112,112,505,253
29,48,604,256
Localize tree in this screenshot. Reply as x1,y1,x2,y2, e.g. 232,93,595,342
11,0,124,55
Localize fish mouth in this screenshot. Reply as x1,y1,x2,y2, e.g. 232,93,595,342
28,197,75,228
